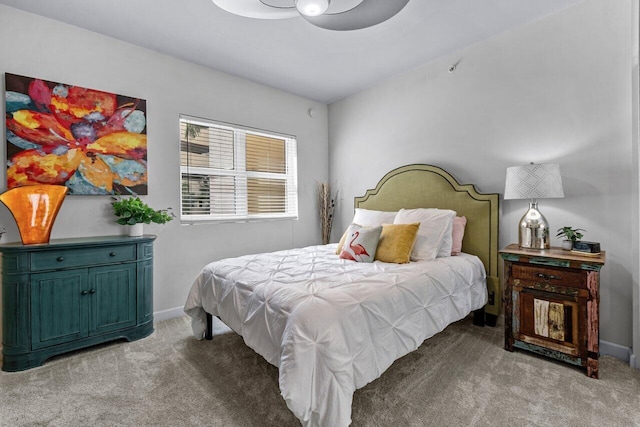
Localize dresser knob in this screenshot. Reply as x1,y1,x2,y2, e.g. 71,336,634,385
89,289,96,294
109,252,116,257
81,290,88,295
57,256,64,262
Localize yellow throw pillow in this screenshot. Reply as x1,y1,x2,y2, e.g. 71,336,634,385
374,223,420,264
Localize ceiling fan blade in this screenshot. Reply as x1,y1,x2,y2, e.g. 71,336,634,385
213,0,298,19
301,0,409,30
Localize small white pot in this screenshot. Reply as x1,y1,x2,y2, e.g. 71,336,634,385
129,223,143,237
561,240,573,250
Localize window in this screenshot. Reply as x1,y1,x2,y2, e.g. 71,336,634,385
180,115,298,222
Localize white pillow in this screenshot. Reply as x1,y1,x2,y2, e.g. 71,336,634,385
336,209,398,254
352,208,397,227
394,208,456,261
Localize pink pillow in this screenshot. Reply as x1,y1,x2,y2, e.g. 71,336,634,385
451,216,467,256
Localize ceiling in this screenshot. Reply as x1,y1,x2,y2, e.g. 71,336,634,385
0,0,584,104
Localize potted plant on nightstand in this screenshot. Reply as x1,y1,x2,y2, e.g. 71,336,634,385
111,196,174,236
556,226,585,250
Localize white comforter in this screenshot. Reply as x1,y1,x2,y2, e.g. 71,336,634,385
184,244,487,427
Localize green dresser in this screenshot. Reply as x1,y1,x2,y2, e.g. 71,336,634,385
1,235,155,372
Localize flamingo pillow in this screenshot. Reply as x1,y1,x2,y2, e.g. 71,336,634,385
336,209,397,254
339,224,382,263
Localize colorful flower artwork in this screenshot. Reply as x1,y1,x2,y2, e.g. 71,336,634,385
4,73,148,195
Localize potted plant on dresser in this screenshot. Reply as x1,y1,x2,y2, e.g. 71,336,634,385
111,196,174,236
556,226,585,250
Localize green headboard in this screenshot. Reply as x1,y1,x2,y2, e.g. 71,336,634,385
354,164,500,319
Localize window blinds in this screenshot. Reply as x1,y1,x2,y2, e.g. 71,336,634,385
180,115,298,222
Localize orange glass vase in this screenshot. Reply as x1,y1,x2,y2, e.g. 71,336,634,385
0,184,68,245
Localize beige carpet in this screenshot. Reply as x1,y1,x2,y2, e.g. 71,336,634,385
1,315,639,427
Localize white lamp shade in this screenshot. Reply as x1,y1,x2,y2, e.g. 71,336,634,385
296,0,330,16
504,163,564,200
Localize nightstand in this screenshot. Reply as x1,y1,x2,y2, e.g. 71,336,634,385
500,244,605,378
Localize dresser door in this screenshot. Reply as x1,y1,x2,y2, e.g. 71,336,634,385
31,269,88,349
515,288,584,357
88,264,137,336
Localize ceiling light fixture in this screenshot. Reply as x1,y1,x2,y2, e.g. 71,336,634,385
296,0,330,17
212,0,409,31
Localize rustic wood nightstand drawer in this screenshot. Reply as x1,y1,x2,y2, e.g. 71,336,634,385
511,264,585,288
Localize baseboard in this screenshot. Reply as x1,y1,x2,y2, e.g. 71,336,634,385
154,306,186,323
599,339,632,363
630,353,638,370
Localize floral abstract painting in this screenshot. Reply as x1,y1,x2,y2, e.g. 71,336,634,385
5,73,147,195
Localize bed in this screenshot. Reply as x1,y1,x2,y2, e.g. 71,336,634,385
184,164,499,427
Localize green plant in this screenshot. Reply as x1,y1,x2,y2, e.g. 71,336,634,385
556,226,585,242
111,196,174,225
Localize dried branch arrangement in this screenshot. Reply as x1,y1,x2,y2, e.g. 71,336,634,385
317,181,338,245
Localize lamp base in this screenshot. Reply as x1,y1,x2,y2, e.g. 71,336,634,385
518,202,550,249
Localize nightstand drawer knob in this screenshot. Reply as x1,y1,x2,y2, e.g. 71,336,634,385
57,256,64,262
109,252,116,257
81,290,88,295
89,289,96,294
536,272,560,281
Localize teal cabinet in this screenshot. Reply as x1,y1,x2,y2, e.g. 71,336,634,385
1,235,156,372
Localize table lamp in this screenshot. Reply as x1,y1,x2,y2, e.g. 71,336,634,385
504,163,564,249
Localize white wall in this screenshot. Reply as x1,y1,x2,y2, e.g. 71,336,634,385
329,0,635,351
632,0,640,369
0,5,329,335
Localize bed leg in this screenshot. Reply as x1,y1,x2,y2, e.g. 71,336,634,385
485,313,498,327
205,312,213,340
473,308,485,327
